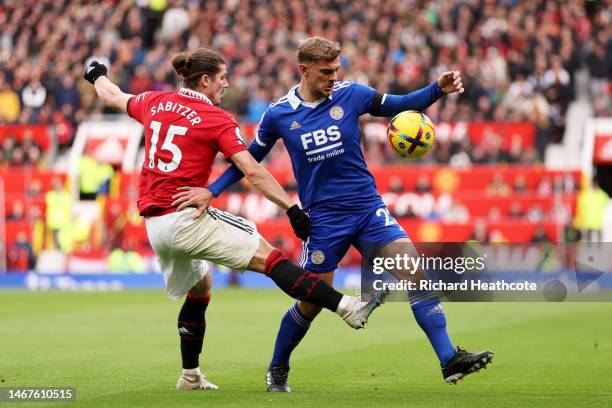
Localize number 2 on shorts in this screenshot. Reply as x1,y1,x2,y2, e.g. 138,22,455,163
376,207,397,227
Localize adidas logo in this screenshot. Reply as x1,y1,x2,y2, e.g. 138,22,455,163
178,327,193,335
290,121,301,130
427,304,444,316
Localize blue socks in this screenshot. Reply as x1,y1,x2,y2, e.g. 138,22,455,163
409,290,456,366
268,303,312,370
268,293,456,369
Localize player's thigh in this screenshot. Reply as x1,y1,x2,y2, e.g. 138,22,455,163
302,208,357,273
145,212,211,300
354,204,408,260
376,237,429,281
158,253,210,300
174,207,261,272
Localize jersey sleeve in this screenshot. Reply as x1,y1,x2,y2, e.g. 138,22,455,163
349,82,377,115
214,113,247,159
207,108,278,197
251,108,280,160
126,91,154,123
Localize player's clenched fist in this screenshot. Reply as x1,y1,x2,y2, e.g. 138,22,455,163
84,61,108,84
286,205,311,241
437,71,464,94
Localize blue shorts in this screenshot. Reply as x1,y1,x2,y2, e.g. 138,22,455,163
300,198,408,273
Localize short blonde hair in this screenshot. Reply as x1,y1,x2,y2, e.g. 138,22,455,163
297,37,341,63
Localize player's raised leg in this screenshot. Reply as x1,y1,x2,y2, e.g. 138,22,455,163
247,239,382,329
175,271,218,390
377,237,493,384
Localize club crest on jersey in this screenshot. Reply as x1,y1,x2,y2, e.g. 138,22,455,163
329,106,344,120
311,250,326,265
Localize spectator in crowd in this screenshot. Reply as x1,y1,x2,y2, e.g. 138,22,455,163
513,175,528,193
1,135,17,164
487,173,511,196
575,178,610,242
25,179,43,198
54,75,80,112
0,74,20,122
509,202,523,218
530,226,549,244
45,177,71,250
469,219,491,245
7,231,35,272
441,201,469,224
78,155,101,200
7,200,25,221
526,204,545,224
415,176,432,193
21,74,47,117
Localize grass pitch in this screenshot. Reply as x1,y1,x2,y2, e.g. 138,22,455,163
1,289,611,408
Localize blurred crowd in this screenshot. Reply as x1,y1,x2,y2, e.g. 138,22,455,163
1,132,44,167
0,0,609,165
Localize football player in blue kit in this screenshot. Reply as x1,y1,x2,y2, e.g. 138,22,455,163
191,37,493,391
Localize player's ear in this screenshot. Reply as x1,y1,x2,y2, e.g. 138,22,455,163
200,74,209,89
298,64,308,76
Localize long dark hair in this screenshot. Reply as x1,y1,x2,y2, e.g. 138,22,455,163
171,48,226,89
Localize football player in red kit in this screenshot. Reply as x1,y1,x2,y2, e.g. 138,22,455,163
84,48,385,390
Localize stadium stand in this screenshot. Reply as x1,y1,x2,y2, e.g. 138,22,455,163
0,0,610,272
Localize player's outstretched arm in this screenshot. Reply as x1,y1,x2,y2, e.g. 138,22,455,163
84,61,133,113
368,71,464,117
230,150,311,240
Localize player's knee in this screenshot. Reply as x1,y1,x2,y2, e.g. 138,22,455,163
298,301,323,319
247,239,276,273
189,273,212,298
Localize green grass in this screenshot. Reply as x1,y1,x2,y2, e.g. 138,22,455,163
1,290,611,407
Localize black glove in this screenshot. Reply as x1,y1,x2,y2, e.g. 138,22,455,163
286,205,311,241
84,61,108,84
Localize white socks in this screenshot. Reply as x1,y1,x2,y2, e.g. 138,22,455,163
335,295,357,317
182,367,202,380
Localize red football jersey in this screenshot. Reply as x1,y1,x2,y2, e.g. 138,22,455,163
127,88,246,215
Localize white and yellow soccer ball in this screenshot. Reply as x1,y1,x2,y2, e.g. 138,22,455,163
387,110,435,158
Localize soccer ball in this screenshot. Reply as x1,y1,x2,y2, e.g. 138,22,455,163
387,110,435,158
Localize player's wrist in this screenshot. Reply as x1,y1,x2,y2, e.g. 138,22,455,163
207,184,221,198
433,80,444,96
286,204,300,215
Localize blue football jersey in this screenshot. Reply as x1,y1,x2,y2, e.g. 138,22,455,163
256,81,379,210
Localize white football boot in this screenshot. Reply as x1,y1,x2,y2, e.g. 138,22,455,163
337,290,389,329
176,373,218,390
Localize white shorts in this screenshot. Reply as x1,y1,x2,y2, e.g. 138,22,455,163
145,207,261,300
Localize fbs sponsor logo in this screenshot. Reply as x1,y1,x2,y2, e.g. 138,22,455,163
300,125,342,155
